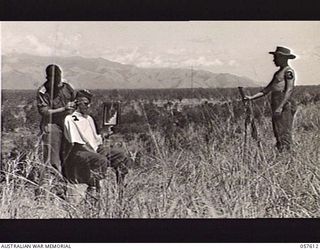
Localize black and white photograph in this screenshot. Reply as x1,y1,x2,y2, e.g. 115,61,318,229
1,21,320,221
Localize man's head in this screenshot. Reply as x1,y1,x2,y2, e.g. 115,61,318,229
76,89,93,116
45,64,62,87
269,46,296,67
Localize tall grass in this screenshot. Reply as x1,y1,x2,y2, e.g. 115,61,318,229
1,101,320,218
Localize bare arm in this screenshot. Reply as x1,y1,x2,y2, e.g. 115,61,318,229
245,91,265,101
38,101,76,116
275,70,295,112
244,74,276,101
43,107,67,115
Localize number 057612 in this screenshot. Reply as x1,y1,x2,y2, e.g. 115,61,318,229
300,244,319,249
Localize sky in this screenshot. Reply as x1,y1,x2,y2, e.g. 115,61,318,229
2,21,320,85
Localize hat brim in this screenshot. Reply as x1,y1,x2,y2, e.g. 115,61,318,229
269,51,296,59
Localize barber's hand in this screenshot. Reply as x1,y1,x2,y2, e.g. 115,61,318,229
65,101,76,110
102,126,114,139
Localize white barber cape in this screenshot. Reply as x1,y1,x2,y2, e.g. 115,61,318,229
64,111,102,152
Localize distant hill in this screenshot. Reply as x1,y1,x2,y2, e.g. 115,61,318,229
2,53,260,89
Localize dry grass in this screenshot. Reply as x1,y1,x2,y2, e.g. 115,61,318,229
1,102,320,218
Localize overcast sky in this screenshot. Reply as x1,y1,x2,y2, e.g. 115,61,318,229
2,21,320,85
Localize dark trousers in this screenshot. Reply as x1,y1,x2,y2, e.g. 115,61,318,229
63,144,132,187
271,92,296,152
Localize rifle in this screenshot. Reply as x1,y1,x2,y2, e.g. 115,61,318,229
238,87,258,141
238,87,262,163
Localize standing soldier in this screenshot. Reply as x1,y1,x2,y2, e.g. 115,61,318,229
37,64,76,173
244,46,297,152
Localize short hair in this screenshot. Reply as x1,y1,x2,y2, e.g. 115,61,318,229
46,64,62,78
76,89,93,102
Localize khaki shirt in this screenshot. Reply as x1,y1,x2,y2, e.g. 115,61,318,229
37,82,76,132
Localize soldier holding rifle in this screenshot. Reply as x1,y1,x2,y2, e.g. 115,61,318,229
244,46,297,152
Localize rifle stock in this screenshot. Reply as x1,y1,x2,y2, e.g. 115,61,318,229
238,87,246,103
238,86,259,141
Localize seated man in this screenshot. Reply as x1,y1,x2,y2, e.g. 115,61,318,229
63,89,132,191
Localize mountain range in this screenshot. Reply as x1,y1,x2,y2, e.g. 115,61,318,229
2,53,259,89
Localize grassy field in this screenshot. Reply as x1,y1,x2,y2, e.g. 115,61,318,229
1,88,320,218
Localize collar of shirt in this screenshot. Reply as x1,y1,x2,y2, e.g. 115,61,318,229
72,111,89,119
